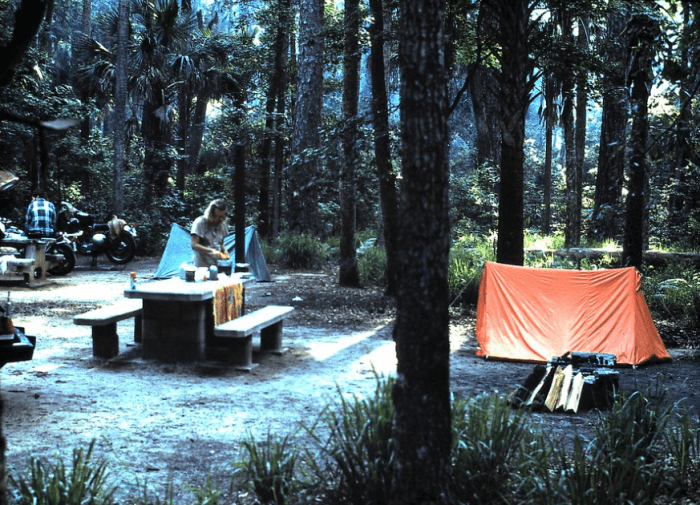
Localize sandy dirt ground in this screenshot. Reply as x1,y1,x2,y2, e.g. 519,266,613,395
1,255,699,503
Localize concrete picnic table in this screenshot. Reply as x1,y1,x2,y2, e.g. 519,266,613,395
124,274,252,362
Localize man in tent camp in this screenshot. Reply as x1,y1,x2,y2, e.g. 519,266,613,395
154,222,271,282
475,262,670,366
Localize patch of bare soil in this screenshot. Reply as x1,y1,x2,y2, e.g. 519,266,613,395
1,256,699,503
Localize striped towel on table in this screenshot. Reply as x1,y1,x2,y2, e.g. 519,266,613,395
213,281,243,325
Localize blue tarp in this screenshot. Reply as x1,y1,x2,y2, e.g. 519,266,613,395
154,223,271,281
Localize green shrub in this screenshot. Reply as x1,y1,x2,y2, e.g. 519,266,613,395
237,431,300,505
665,404,700,492
448,234,494,305
274,232,324,269
10,440,116,505
303,374,394,505
357,243,387,287
644,266,700,332
450,393,552,504
524,231,566,251
555,389,679,505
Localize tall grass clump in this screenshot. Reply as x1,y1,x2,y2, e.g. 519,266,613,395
273,232,324,269
450,393,553,504
236,431,300,505
665,406,700,495
10,440,116,505
556,389,679,505
236,432,299,505
303,374,394,505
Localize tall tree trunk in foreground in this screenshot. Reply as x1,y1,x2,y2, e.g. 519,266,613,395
391,0,451,502
0,395,5,505
339,0,361,286
369,0,399,296
288,0,323,234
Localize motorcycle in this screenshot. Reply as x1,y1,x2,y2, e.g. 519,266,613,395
57,202,138,265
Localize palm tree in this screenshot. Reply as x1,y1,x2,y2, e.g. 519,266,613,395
75,0,256,202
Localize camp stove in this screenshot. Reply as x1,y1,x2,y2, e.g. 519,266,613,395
552,351,617,369
509,352,620,413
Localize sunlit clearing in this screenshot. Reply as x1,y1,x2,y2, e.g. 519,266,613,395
348,342,396,376
306,331,376,361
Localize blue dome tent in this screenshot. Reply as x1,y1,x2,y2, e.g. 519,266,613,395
154,223,271,281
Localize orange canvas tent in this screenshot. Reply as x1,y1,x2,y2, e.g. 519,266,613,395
475,262,671,366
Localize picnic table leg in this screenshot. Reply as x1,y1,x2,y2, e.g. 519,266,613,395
141,299,207,362
92,323,119,359
260,322,284,354
134,314,142,343
224,336,254,369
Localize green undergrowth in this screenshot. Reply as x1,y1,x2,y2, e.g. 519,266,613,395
11,379,699,505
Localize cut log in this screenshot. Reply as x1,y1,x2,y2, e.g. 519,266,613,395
525,247,700,267
554,365,574,411
565,372,585,413
545,366,566,412
526,365,555,407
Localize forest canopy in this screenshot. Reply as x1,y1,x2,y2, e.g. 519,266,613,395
0,0,698,263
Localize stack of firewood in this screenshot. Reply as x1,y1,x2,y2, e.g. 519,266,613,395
509,352,619,413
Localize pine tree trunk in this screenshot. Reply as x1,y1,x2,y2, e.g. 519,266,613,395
490,0,532,266
176,87,191,191
623,7,657,269
258,72,277,239
369,0,399,296
542,72,556,234
563,77,577,246
593,11,628,241
187,90,209,176
339,0,360,286
112,0,128,213
272,28,291,241
668,2,693,226
574,17,588,241
561,17,578,248
469,68,501,167
288,0,323,234
391,0,451,502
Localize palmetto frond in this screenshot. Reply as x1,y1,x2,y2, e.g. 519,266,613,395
73,33,113,63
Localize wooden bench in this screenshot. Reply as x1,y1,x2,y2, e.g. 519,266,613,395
74,300,143,359
213,305,294,370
